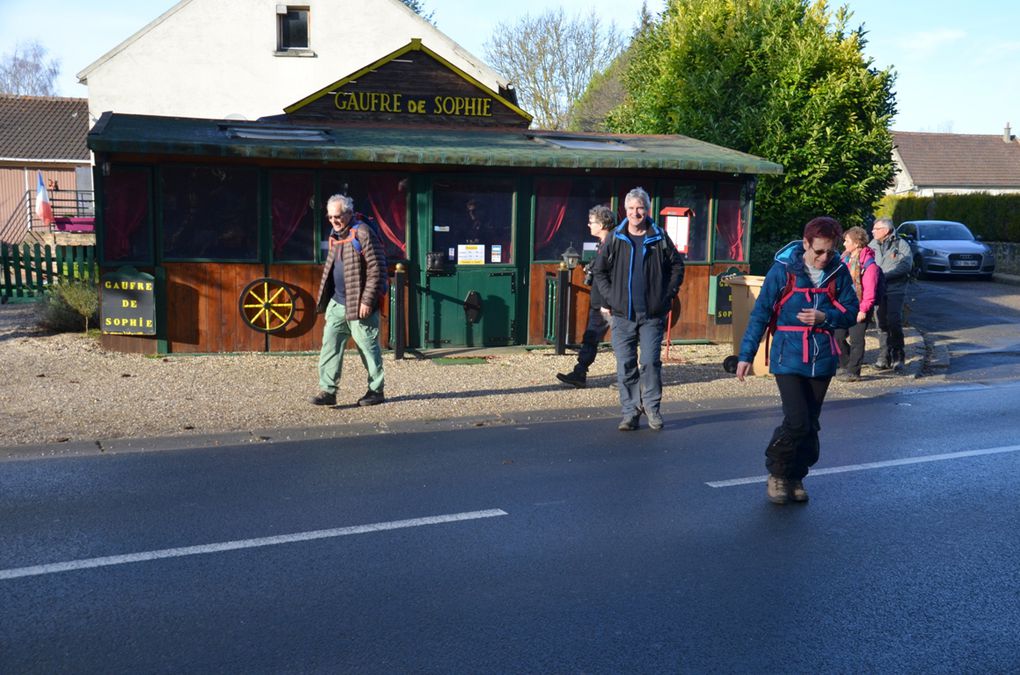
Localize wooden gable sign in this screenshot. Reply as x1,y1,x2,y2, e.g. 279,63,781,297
285,39,532,129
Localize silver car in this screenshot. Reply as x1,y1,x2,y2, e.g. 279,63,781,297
896,220,995,280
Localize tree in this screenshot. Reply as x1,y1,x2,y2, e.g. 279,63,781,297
485,9,625,130
568,3,655,132
400,0,435,25
606,0,897,239
0,41,61,96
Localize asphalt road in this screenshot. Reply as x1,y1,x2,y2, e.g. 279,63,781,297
3,376,1020,672
907,277,1020,382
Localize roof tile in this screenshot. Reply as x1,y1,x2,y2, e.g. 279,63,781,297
0,95,90,161
893,130,1020,188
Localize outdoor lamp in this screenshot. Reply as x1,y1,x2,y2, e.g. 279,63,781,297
561,243,581,271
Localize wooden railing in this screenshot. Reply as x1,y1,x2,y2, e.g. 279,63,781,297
0,243,97,301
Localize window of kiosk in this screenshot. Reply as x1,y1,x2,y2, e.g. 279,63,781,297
714,182,752,262
160,165,259,261
431,177,514,265
320,171,408,263
270,170,316,262
533,176,612,262
658,180,711,262
102,165,153,264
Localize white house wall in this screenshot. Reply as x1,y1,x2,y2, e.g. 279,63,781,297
81,0,507,124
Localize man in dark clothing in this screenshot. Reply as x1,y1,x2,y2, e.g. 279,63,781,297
593,187,684,431
868,217,913,371
556,205,615,388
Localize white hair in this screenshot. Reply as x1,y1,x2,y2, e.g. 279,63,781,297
624,187,651,209
326,193,354,214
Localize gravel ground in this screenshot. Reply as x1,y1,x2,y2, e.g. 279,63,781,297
0,301,933,449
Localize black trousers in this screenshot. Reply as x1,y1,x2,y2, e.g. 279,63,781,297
572,307,611,374
834,311,871,375
875,292,905,360
766,374,831,480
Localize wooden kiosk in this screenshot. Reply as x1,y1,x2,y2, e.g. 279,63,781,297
89,39,782,354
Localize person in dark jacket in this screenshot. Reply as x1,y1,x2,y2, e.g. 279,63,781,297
593,187,684,431
735,216,859,504
311,194,386,407
868,217,913,371
556,205,615,388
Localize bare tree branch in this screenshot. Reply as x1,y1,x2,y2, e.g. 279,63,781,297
0,41,61,96
485,9,624,129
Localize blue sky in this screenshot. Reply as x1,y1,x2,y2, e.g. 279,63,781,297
1,0,1017,135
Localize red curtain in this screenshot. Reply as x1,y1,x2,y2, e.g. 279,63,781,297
104,169,149,261
271,172,313,256
364,175,407,255
534,179,572,249
715,184,746,261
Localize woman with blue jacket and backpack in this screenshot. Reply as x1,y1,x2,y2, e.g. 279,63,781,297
735,217,859,505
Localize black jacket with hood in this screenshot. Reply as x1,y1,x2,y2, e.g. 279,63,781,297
592,218,685,320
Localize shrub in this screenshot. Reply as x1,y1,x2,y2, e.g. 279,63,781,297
885,193,1020,242
36,281,99,333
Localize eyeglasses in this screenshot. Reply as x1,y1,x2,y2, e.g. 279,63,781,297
327,214,349,221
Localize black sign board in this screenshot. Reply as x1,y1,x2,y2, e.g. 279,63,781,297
715,267,741,325
101,267,156,335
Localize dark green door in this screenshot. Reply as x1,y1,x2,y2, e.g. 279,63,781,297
422,176,518,348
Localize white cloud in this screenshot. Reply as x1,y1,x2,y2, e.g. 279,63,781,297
900,28,967,57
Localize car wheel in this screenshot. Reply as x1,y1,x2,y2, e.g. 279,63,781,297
912,255,926,280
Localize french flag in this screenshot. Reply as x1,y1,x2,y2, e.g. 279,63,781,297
35,171,53,226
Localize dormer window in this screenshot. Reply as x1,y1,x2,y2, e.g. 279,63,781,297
276,6,314,56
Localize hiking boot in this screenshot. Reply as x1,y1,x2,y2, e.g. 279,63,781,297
556,371,587,388
892,350,905,372
618,414,640,431
835,367,848,377
647,411,664,431
767,475,789,505
874,355,891,370
357,388,385,406
844,373,861,382
790,479,809,503
310,391,336,406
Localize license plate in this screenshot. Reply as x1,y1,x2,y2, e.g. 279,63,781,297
956,260,979,267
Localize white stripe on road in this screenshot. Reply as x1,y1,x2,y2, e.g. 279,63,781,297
0,509,508,581
706,444,1020,488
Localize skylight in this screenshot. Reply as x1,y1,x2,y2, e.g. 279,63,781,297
225,126,330,141
536,135,638,152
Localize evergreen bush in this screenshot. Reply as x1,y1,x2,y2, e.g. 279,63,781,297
36,281,99,333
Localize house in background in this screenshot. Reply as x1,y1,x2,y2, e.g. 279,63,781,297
889,126,1020,196
76,0,516,125
0,95,92,244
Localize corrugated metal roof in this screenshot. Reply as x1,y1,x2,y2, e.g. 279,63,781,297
0,95,90,162
88,113,784,175
893,130,1020,188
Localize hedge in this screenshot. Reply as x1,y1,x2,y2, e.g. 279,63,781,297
880,193,1020,242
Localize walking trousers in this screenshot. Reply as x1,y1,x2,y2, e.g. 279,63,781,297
766,374,832,480
875,292,905,360
834,312,870,376
572,307,611,375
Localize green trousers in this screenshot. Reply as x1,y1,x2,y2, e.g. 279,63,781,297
317,299,385,395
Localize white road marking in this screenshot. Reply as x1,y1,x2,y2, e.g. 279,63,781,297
0,509,508,581
707,444,1020,488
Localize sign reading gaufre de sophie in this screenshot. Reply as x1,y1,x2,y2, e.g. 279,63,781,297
101,268,156,335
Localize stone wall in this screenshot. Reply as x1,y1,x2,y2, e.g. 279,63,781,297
989,242,1020,275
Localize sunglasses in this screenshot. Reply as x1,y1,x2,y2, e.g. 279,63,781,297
810,248,835,257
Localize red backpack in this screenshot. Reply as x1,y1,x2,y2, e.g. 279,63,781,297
764,272,847,364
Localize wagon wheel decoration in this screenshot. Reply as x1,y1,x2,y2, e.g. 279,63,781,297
239,277,296,333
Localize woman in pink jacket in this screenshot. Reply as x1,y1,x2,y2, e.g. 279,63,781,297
835,226,880,381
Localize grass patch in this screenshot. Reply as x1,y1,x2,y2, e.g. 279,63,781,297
432,356,490,366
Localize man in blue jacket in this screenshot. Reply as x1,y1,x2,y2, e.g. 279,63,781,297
593,187,684,431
